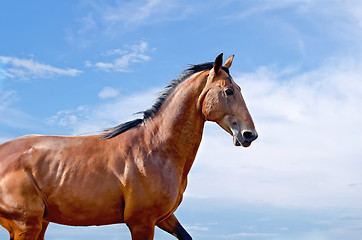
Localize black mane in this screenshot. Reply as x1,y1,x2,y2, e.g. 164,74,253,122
101,62,226,139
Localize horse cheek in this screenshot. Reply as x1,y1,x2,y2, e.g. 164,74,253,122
202,92,225,121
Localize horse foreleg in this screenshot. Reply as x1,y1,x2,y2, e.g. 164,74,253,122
36,221,49,240
0,217,15,240
0,213,45,240
157,214,192,240
8,215,43,240
128,224,155,240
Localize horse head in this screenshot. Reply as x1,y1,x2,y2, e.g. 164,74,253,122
198,53,258,147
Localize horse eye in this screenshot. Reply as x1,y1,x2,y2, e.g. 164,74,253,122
225,89,234,96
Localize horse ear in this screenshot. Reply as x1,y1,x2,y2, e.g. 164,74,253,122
224,55,234,69
213,53,223,74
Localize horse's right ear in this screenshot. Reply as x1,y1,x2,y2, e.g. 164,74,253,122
213,53,223,74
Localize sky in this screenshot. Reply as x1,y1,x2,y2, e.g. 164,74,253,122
1,0,362,239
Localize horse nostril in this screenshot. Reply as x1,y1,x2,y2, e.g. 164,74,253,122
243,130,254,142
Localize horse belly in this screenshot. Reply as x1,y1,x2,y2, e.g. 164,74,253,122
44,190,125,226
39,168,126,226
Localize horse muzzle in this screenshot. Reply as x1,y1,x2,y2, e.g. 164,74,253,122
217,116,258,147
232,129,258,147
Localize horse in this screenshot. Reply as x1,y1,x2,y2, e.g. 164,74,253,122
0,53,257,240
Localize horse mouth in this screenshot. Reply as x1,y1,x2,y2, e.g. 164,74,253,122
233,135,252,147
223,120,257,148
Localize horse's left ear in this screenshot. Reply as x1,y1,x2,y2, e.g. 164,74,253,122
224,55,234,69
214,53,223,74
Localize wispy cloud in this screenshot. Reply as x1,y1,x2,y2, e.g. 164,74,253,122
0,137,11,144
225,0,358,20
86,41,152,72
0,90,18,111
67,13,97,48
0,56,82,80
46,88,159,135
220,0,362,63
185,224,210,232
0,57,81,136
98,86,120,99
227,0,306,20
102,0,176,27
46,106,89,128
67,0,196,44
225,232,279,238
227,0,362,40
0,87,46,137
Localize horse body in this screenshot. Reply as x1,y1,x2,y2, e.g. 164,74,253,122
0,54,257,239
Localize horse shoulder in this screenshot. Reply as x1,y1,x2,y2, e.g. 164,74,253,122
123,149,183,213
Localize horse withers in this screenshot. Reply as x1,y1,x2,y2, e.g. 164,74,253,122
0,53,257,240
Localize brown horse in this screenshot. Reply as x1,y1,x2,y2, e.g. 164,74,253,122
0,53,257,240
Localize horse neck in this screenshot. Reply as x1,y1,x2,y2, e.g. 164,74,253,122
143,72,208,175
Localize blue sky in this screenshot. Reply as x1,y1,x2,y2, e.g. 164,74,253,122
1,0,362,239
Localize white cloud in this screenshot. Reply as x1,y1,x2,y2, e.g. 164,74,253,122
104,0,169,25
0,90,18,111
228,0,304,20
98,86,120,99
0,137,10,144
67,0,197,44
46,88,160,136
87,41,152,72
98,0,188,30
231,0,362,39
229,0,362,21
0,56,82,79
0,106,45,135
225,232,279,238
346,1,362,29
46,106,88,128
185,225,209,232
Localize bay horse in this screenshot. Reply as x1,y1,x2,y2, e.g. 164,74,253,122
0,53,257,240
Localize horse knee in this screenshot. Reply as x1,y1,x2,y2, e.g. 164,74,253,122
11,216,43,240
14,226,42,240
